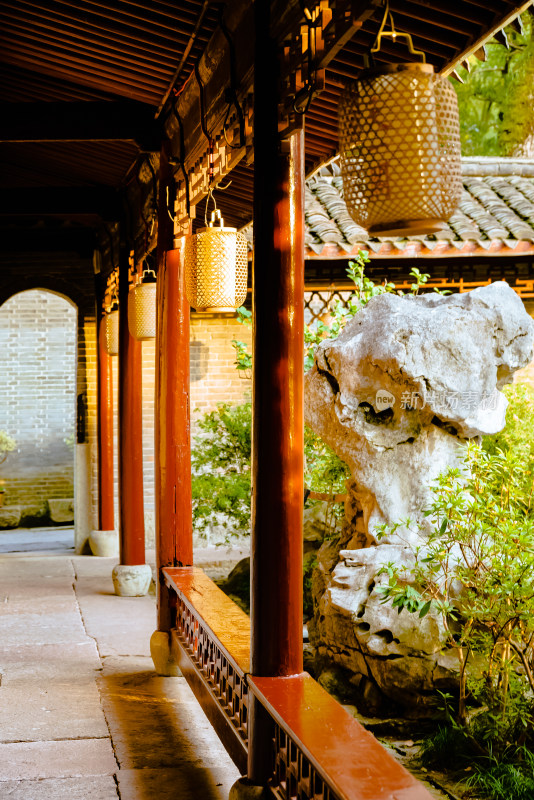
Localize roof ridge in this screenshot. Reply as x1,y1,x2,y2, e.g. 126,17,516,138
461,157,534,177
309,155,534,182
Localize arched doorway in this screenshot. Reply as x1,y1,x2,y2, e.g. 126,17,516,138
0,290,77,545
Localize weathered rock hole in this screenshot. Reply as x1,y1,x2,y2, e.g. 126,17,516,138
374,629,394,644
359,402,394,425
318,367,340,396
431,415,459,437
358,622,371,632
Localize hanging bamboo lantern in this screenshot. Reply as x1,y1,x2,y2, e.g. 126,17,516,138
128,269,157,341
104,302,119,356
184,210,248,312
339,21,462,236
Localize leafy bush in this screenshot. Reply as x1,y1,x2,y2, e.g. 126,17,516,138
0,430,16,465
465,747,534,800
191,402,252,539
378,383,534,785
191,400,349,539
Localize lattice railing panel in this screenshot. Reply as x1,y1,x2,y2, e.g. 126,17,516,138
174,595,249,743
270,725,341,800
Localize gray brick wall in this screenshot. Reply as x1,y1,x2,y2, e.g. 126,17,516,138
0,290,77,505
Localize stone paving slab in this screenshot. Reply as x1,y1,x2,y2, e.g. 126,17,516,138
0,642,101,684
74,572,155,658
0,527,75,555
0,556,75,580
0,739,117,781
0,775,119,800
98,660,235,770
116,767,238,800
0,608,87,647
0,549,241,799
0,683,109,743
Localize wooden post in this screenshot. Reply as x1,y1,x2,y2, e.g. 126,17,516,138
249,0,305,782
97,301,114,532
155,142,193,632
117,242,145,566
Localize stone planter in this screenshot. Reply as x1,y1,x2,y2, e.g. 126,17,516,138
89,529,119,558
112,563,152,597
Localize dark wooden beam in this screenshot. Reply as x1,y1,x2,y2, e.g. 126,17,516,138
0,227,96,256
0,187,121,220
0,101,162,150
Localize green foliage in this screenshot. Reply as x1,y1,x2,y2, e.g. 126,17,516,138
191,400,349,539
378,384,534,773
452,10,534,156
420,723,471,770
303,553,318,619
231,306,252,373
465,747,534,800
304,427,350,496
421,729,534,800
304,250,396,370
0,430,16,465
191,402,252,538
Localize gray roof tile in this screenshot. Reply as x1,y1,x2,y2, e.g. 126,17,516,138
305,157,534,257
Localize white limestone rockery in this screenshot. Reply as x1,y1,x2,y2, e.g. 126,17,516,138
305,282,534,711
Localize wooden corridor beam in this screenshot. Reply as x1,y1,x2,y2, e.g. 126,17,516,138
0,100,162,150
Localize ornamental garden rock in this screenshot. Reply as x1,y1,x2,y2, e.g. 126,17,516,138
305,282,534,710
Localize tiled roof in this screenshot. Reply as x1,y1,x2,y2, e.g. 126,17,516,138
305,157,534,258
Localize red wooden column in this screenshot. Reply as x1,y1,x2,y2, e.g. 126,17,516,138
154,142,193,633
249,0,305,782
117,243,146,566
97,303,114,532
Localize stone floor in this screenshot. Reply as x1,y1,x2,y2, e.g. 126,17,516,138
0,528,242,799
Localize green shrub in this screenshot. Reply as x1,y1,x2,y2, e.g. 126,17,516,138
191,402,252,538
191,400,349,540
378,383,534,777
0,430,16,465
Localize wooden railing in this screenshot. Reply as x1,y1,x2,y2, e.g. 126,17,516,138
164,567,249,772
163,566,433,800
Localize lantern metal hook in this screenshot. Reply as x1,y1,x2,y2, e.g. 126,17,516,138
204,180,232,227
370,0,426,62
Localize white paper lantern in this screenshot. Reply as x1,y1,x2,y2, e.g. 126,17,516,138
184,211,248,312
339,62,462,236
128,271,157,341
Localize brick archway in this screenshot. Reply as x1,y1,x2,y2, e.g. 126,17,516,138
0,284,98,550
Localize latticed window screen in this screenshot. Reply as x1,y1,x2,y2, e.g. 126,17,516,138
304,290,353,326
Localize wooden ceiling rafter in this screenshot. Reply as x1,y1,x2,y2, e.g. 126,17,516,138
0,0,531,256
